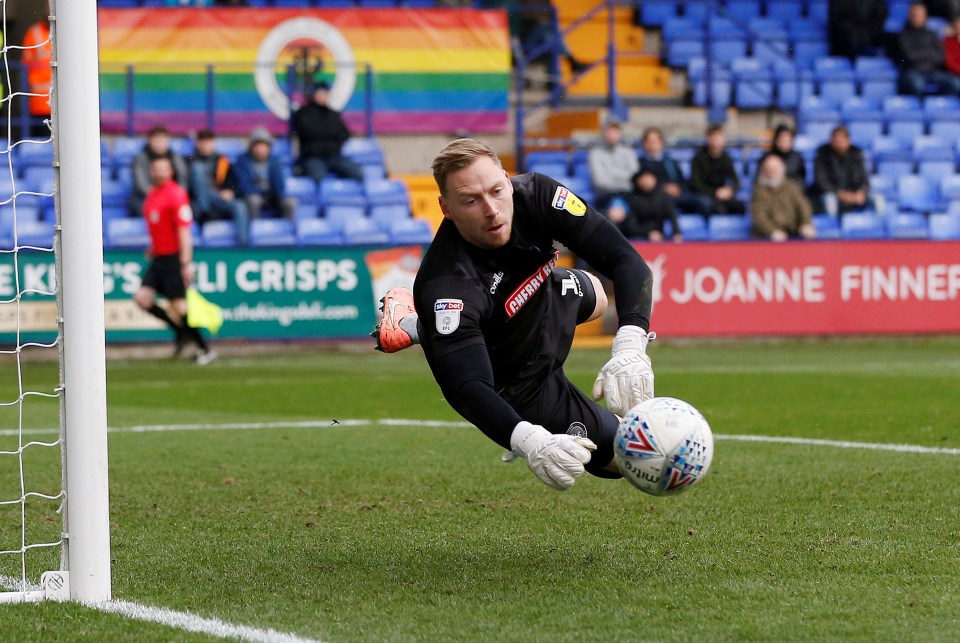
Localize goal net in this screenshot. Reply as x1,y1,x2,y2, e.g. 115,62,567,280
0,0,110,603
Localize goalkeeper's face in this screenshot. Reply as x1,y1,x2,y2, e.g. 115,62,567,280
439,156,514,249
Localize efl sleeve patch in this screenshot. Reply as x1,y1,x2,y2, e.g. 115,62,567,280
551,186,586,216
434,298,464,335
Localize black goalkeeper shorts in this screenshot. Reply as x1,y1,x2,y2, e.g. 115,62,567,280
141,254,187,301
508,267,622,479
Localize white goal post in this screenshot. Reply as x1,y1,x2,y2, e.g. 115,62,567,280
0,0,110,603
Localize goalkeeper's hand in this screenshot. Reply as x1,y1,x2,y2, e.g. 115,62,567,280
501,421,596,491
591,325,655,417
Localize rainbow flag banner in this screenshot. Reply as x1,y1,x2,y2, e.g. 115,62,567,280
98,8,510,136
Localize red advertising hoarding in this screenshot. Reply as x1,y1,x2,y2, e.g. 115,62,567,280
631,240,960,337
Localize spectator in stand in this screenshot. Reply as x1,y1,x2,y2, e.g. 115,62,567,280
232,127,297,221
828,0,889,60
758,124,806,187
690,124,746,216
610,169,682,242
187,129,250,245
587,116,638,212
751,156,816,241
944,14,960,75
21,18,52,137
811,125,877,218
898,1,960,96
129,126,190,218
638,127,711,215
291,81,364,184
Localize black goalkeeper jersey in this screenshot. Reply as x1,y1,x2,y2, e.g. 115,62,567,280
413,172,653,448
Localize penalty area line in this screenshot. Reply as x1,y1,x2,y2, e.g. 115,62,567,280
0,576,322,643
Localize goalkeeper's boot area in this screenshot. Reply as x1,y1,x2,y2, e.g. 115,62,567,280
372,287,416,353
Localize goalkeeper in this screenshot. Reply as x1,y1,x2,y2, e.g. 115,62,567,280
373,138,654,491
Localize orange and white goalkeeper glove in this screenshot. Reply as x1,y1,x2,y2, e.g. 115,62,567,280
591,325,655,417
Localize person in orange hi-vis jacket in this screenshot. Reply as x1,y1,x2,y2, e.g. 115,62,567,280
22,18,51,136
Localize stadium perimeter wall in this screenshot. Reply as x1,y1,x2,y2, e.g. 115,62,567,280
1,242,958,345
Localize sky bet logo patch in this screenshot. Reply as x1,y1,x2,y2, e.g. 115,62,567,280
434,299,463,335
551,186,586,216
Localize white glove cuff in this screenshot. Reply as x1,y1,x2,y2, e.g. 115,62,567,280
612,325,655,354
509,421,550,458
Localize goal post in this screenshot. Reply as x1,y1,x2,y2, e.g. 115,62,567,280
54,0,112,603
0,0,112,604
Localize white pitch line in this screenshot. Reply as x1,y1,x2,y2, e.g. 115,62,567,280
2,419,959,456
0,576,322,643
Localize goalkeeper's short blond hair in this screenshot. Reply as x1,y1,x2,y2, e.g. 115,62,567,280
432,138,503,196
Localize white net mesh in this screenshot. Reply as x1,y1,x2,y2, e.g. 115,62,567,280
0,0,64,596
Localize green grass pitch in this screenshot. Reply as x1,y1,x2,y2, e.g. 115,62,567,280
0,336,958,641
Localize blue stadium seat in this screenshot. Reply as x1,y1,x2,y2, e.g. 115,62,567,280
693,71,733,108
812,214,841,239
296,218,344,247
753,39,791,66
0,204,38,230
911,135,951,157
887,117,926,147
897,175,940,212
18,142,54,172
732,58,773,108
324,204,366,226
388,218,433,245
293,204,320,221
214,138,248,161
928,213,960,239
929,119,960,144
886,212,929,239
342,218,389,246
789,19,825,40
105,218,151,250
707,215,751,241
666,39,705,67
708,38,748,65
868,173,896,201
100,179,130,209
319,178,365,207
875,150,914,181
525,150,568,169
840,212,885,239
285,176,318,204
639,0,679,27
370,204,411,226
676,214,708,241
111,138,144,168
528,161,570,181
918,160,955,184
727,1,763,22
883,95,922,116
169,137,194,158
940,174,960,202
102,207,129,223
813,56,853,77
766,0,804,21
922,95,960,116
662,18,704,41
365,179,409,207
854,56,898,82
799,121,833,143
201,221,239,248
819,78,857,105
807,0,828,24
871,136,907,154
21,166,55,190
792,40,830,68
681,1,710,24
860,78,898,102
342,137,384,164
250,219,296,247
847,117,884,150
360,162,386,183
707,16,742,37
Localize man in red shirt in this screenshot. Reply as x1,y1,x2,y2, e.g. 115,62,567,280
133,156,216,365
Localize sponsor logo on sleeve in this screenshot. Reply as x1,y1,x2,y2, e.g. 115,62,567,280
434,298,463,335
551,186,586,216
